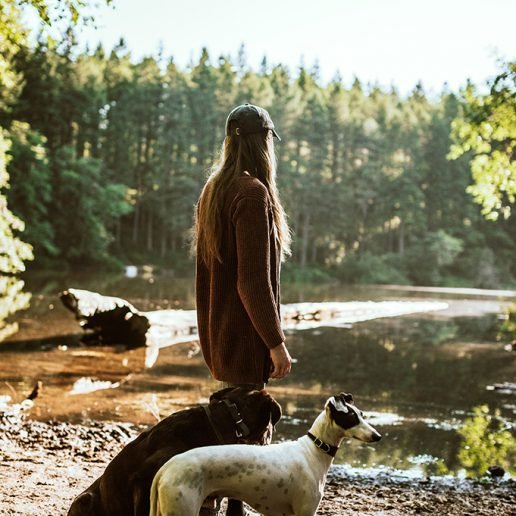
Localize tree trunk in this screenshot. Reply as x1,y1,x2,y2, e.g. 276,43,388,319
116,219,121,247
160,230,167,258
300,210,311,267
132,204,140,244
311,239,317,263
146,209,153,252
330,135,339,181
398,219,405,256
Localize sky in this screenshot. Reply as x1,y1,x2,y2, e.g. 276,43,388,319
38,0,516,94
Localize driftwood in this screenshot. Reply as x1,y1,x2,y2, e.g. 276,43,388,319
60,289,150,348
60,289,199,365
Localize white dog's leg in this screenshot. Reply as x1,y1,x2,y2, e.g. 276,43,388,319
149,471,160,516
292,490,324,516
158,486,200,516
150,462,204,516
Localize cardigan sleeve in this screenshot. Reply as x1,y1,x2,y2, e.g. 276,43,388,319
232,192,285,350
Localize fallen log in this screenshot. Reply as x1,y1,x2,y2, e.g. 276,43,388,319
60,289,199,362
60,289,150,348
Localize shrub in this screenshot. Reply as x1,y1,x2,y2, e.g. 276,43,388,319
336,253,410,285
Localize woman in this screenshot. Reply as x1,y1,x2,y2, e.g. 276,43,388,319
194,103,292,389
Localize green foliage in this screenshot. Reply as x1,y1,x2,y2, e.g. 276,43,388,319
13,1,113,30
52,146,131,263
6,122,57,257
457,405,515,477
0,128,34,272
422,458,450,477
0,275,31,342
498,303,516,340
0,2,33,274
405,230,463,285
336,253,410,285
281,263,334,284
437,275,474,288
449,61,516,220
0,0,109,272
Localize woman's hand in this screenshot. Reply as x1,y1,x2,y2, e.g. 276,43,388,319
270,343,292,379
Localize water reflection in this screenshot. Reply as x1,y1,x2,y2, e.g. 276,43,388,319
457,405,515,477
280,317,511,409
0,276,31,342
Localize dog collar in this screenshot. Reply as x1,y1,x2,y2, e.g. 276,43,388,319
222,399,251,438
307,431,339,457
204,400,251,444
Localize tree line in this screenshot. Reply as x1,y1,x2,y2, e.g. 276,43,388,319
2,26,515,286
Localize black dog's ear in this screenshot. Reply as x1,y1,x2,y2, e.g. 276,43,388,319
68,492,94,515
270,398,282,428
209,387,235,402
341,392,354,405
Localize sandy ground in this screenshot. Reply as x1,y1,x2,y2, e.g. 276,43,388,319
1,414,514,516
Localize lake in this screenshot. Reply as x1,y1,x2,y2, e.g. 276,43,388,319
1,271,514,479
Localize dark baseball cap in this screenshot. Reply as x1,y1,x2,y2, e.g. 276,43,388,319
225,103,281,141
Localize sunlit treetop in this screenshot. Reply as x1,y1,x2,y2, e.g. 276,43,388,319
449,61,516,221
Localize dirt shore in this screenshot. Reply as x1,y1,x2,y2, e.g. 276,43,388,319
1,414,514,516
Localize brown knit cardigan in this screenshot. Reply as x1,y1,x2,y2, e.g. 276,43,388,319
196,175,285,384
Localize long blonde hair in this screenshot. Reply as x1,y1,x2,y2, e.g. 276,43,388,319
194,124,291,264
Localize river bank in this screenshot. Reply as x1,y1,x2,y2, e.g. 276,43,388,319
1,414,514,515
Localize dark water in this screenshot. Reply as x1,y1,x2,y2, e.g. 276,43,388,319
1,271,515,478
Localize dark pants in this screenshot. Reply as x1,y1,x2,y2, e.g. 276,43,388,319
222,382,267,390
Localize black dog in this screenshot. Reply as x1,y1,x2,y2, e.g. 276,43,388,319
68,387,281,516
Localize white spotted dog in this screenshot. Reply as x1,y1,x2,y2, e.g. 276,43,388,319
150,392,381,516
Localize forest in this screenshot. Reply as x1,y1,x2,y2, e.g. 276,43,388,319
1,5,515,287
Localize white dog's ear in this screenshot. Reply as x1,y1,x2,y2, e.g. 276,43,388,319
340,392,354,405
327,396,348,417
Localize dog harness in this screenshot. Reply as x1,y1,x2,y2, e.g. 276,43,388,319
204,400,251,444
307,431,339,457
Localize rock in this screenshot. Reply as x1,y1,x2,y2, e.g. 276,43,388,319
487,465,505,478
